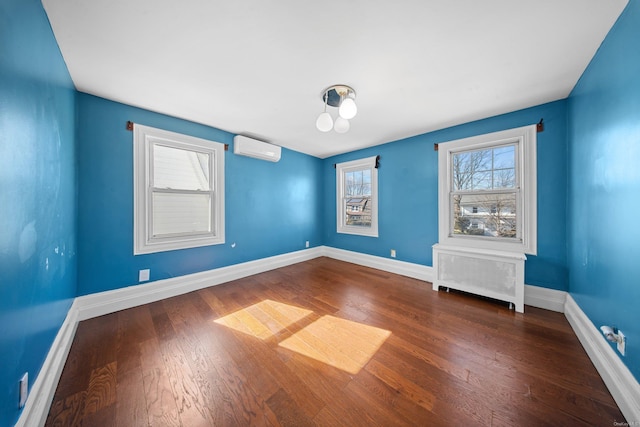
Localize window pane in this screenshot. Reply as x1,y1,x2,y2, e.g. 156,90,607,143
344,196,371,227
345,169,372,196
493,167,515,189
153,144,210,191
453,145,515,191
452,193,517,238
152,192,211,236
493,145,515,169
471,171,492,189
453,149,491,190
492,145,516,189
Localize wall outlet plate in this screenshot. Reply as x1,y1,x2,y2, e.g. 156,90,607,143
390,249,396,258
617,331,626,356
139,269,150,282
19,372,28,409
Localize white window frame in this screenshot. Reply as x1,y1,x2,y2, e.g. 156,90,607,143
437,125,537,254
133,124,225,255
336,156,379,237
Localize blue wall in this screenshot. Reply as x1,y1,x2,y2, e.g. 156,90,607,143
324,100,569,291
0,0,77,425
2,0,638,424
76,94,323,295
568,0,640,380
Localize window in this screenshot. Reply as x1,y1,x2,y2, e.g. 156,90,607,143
133,124,225,254
438,125,536,254
336,156,378,237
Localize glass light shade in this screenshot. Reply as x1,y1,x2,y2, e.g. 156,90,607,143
339,97,357,119
316,112,333,132
334,116,350,133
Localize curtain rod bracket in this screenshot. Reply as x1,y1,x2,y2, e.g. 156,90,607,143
537,118,544,133
375,155,380,169
126,121,134,131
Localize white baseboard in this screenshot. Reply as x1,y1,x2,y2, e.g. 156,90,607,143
75,247,323,321
15,301,79,427
320,246,434,283
320,246,567,314
564,295,640,423
524,284,566,313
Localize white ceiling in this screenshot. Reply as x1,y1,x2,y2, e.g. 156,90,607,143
42,0,627,158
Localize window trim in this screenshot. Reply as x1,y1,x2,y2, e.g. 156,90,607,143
336,156,379,237
437,125,537,254
133,124,225,255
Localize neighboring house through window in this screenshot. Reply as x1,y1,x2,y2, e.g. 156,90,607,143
133,124,225,254
336,156,378,237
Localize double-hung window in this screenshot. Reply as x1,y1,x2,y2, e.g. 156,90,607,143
438,125,536,254
134,124,225,254
336,156,378,237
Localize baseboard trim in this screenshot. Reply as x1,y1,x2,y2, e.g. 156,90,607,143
320,246,434,283
524,284,566,313
564,295,640,422
15,301,79,427
75,247,323,321
320,246,567,313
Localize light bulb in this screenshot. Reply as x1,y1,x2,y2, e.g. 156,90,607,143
316,112,333,132
339,97,357,119
334,116,350,133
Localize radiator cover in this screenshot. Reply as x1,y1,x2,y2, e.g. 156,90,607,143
432,244,526,313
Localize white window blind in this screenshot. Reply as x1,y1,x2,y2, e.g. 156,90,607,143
134,124,225,254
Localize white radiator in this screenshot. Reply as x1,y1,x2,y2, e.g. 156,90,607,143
432,244,526,312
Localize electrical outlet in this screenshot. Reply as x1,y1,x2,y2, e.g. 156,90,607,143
139,269,150,282
617,331,626,356
390,249,396,258
19,372,28,409
305,241,310,248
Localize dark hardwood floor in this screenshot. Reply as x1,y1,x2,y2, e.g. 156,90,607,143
46,257,625,426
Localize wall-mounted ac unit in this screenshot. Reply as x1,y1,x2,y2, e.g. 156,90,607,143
233,135,281,162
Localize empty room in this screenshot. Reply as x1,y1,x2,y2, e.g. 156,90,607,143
2,0,639,425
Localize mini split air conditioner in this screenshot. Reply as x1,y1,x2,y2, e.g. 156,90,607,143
233,135,281,162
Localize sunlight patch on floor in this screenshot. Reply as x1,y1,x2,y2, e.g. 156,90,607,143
213,299,312,339
279,315,391,374
214,300,391,374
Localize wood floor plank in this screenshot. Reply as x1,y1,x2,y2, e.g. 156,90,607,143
139,337,181,426
83,361,117,417
45,391,86,426
364,358,436,412
116,305,154,377
384,334,470,383
174,315,255,425
220,360,282,426
46,257,626,426
115,364,147,427
266,388,315,427
159,337,214,425
345,370,422,427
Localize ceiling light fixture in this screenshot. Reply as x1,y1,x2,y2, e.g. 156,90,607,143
316,85,357,133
